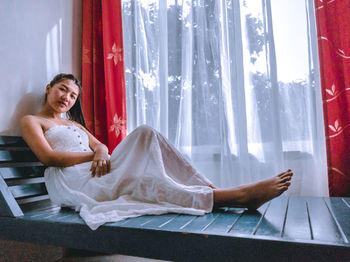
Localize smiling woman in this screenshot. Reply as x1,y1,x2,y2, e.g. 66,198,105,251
21,73,108,170
44,74,86,127
45,79,78,114
19,73,293,230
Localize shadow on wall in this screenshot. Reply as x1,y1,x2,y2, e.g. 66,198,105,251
0,0,82,137
0,0,83,260
0,93,44,136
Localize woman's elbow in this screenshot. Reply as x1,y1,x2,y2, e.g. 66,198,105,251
39,156,57,167
38,154,66,167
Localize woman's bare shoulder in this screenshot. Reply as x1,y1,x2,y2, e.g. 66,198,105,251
21,115,38,125
20,115,44,132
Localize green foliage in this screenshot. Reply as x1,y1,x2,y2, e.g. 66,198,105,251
245,14,265,64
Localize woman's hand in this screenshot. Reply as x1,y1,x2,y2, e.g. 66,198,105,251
90,150,111,178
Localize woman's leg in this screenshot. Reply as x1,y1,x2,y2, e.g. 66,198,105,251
213,170,293,209
132,125,214,187
121,125,292,210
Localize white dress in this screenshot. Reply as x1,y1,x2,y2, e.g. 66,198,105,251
44,124,214,230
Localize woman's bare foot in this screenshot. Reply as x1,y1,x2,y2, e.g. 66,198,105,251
213,170,293,209
209,184,217,189
242,170,293,209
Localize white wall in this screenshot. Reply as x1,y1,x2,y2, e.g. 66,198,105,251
0,0,82,135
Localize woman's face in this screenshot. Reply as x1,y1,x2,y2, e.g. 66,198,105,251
46,79,80,113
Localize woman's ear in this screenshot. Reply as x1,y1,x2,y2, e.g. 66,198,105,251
45,84,51,95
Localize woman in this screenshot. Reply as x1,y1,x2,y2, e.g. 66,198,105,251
21,73,293,230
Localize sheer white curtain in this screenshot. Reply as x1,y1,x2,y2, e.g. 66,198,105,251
121,0,328,196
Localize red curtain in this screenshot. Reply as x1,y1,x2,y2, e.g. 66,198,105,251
82,0,127,152
315,0,350,196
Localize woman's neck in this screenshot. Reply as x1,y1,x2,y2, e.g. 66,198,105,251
38,104,63,119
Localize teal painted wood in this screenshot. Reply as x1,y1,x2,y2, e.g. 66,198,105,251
1,211,349,262
203,211,243,234
0,136,50,219
0,193,15,216
229,203,269,235
283,196,311,240
343,197,350,207
0,150,38,162
1,136,350,261
306,197,345,243
180,213,218,232
105,217,134,227
0,174,23,217
26,206,62,219
0,136,27,147
121,215,157,227
42,209,80,222
137,214,180,229
0,162,43,168
255,196,288,237
52,208,84,223
159,214,198,230
0,166,46,179
21,200,58,214
1,196,350,261
9,183,47,199
324,197,350,243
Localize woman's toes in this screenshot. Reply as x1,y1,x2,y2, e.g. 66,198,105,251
280,185,289,191
278,171,289,177
279,181,291,188
280,172,293,179
278,170,293,177
281,176,292,182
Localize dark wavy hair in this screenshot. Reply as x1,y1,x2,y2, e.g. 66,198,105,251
46,73,86,127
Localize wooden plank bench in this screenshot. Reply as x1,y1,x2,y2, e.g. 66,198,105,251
0,135,350,261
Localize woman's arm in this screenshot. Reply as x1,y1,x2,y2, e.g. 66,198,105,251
20,116,95,167
74,123,111,177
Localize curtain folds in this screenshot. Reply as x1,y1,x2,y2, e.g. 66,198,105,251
82,0,127,152
314,0,350,196
122,0,328,196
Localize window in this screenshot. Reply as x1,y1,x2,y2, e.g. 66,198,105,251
122,0,327,195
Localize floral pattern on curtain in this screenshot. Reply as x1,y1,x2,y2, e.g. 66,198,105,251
315,0,350,196
82,0,127,152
